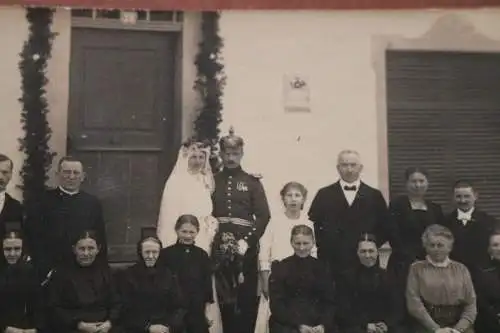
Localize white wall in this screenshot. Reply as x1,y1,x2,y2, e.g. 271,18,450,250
0,7,70,200
0,9,201,201
218,9,500,215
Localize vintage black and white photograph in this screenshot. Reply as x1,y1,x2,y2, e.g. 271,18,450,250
0,1,499,333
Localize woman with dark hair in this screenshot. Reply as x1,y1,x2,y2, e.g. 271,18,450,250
47,230,121,333
120,233,185,333
473,229,500,333
160,215,216,333
268,225,335,333
387,167,444,280
0,223,44,333
337,233,402,333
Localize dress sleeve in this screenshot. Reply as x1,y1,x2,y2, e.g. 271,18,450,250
202,251,214,304
317,265,336,330
454,266,477,332
47,270,81,330
405,264,440,331
336,272,365,329
119,270,151,332
107,271,122,324
258,222,273,271
384,270,404,329
164,273,188,330
157,179,182,248
268,263,302,328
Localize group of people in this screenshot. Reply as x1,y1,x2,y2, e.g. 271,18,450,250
1,126,500,333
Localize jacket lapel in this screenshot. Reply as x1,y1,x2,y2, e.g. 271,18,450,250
350,182,367,208
332,182,350,208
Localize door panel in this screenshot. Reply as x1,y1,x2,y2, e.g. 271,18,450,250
68,28,179,262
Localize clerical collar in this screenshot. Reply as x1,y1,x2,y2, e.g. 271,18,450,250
426,255,451,268
59,186,79,196
340,179,361,189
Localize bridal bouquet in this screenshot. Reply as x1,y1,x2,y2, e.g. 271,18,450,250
212,231,245,309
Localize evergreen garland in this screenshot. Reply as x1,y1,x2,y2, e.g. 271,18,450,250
18,7,56,229
193,11,226,171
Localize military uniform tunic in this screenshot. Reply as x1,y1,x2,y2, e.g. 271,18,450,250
212,166,270,247
211,166,271,333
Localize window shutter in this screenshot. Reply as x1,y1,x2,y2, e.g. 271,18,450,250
386,50,500,219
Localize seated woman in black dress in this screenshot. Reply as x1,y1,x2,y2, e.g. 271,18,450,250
48,230,120,333
120,232,185,333
387,167,444,281
268,224,335,333
337,233,403,333
160,215,214,333
0,224,44,333
474,229,500,333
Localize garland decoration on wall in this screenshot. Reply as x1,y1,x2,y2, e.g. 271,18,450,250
193,11,226,172
18,7,56,239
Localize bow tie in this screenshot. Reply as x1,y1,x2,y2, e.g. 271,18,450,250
343,185,357,191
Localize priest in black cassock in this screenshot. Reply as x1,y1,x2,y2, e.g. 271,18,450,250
28,156,107,280
308,150,390,279
0,154,23,242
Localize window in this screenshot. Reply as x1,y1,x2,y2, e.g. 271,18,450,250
386,50,500,218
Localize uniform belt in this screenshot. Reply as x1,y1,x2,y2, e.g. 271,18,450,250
217,217,253,227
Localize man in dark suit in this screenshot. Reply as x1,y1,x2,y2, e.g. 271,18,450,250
0,154,23,239
27,156,107,280
442,180,498,274
308,150,389,279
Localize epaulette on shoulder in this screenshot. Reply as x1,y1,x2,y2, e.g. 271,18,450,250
249,173,263,180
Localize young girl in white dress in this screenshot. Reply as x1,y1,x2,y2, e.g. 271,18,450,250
156,140,222,333
255,181,317,333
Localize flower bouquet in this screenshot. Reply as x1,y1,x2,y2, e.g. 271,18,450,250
211,231,245,311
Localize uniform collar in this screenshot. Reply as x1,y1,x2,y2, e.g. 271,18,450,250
223,166,243,175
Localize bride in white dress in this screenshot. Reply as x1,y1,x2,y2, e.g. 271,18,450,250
157,140,222,333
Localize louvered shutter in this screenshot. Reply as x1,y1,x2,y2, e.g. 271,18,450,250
386,50,500,219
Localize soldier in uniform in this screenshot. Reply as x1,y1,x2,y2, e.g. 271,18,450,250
212,127,271,333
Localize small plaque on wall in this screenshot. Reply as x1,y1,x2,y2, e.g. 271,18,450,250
283,74,311,112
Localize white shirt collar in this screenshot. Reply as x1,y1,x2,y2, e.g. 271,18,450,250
457,207,474,220
339,179,361,189
58,186,79,196
426,255,451,268
0,192,6,214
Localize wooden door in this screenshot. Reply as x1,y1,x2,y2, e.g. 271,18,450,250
68,28,179,262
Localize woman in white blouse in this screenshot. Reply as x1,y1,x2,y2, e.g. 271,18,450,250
255,181,317,333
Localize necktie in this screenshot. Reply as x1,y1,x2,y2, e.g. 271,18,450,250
344,185,357,191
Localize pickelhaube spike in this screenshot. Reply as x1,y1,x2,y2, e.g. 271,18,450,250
220,126,244,150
